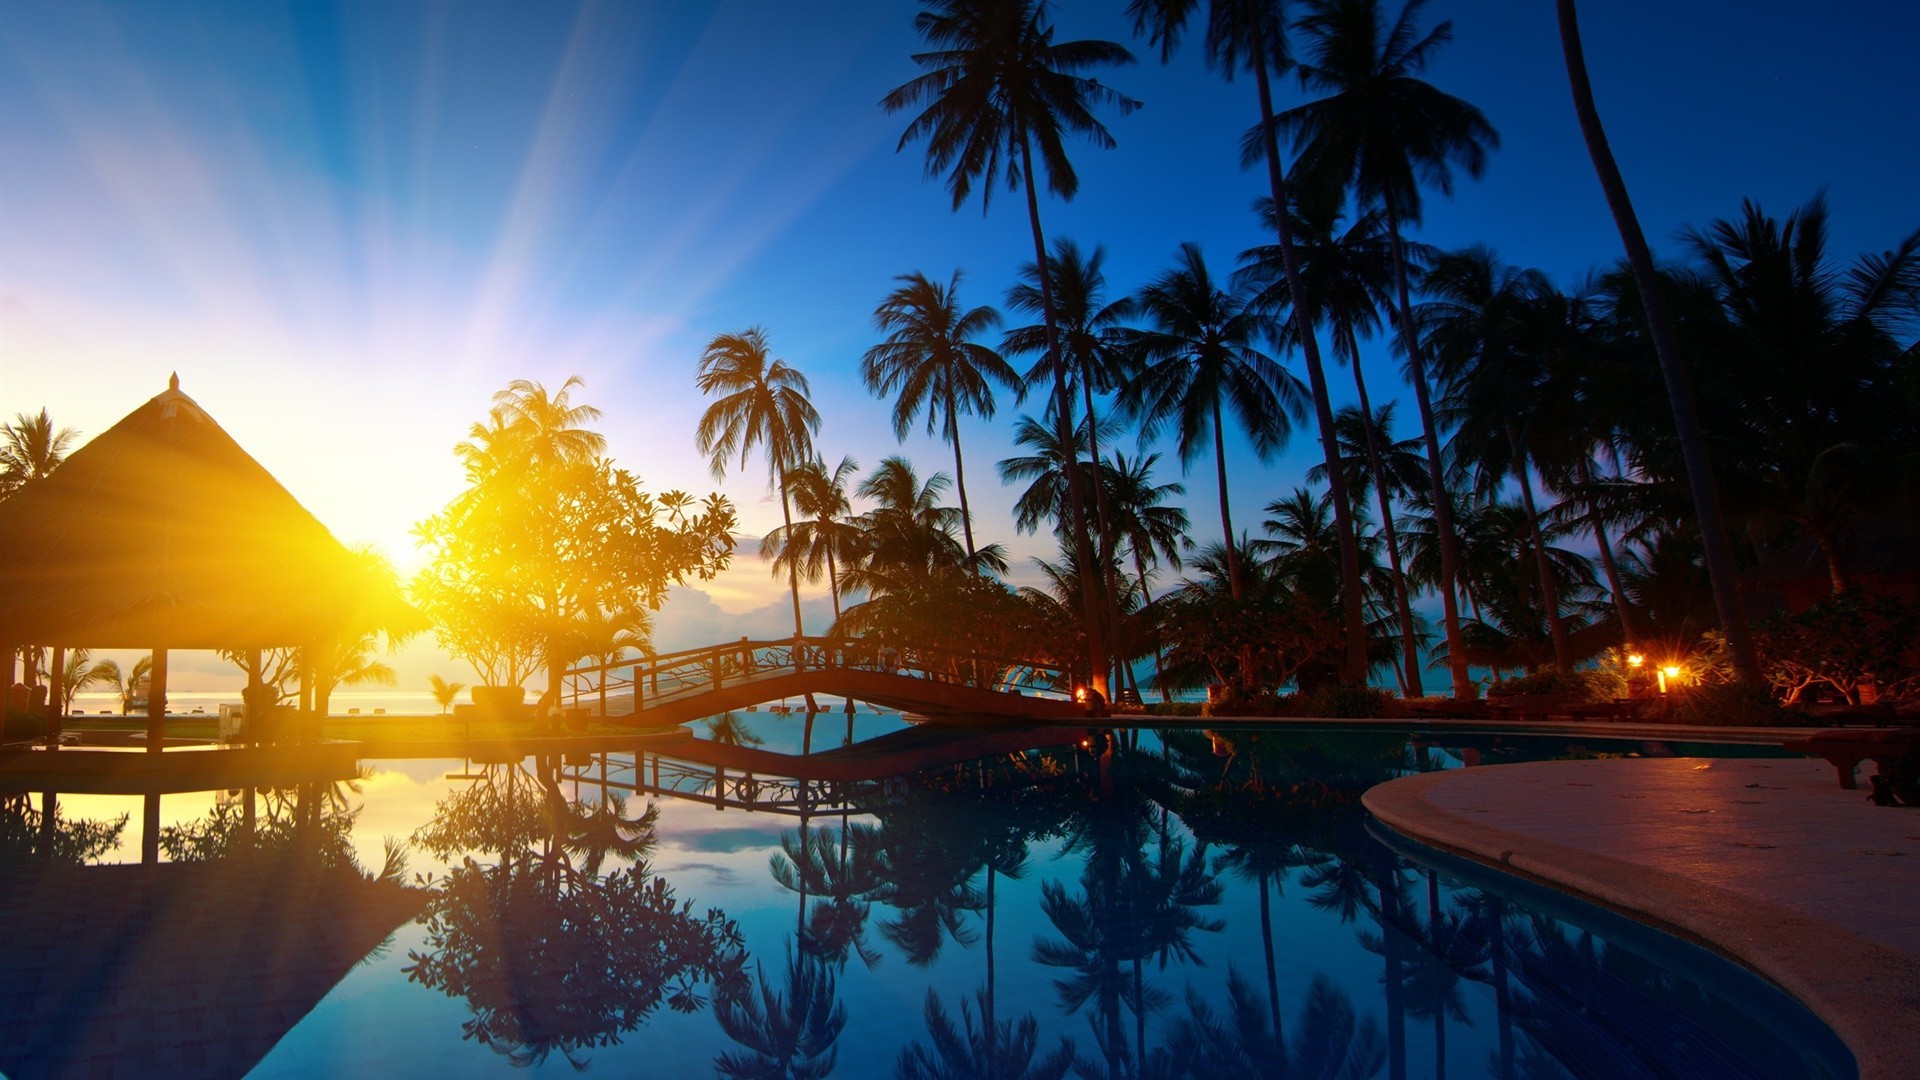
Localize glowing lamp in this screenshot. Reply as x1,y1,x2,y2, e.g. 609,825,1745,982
1657,664,1682,693
1627,652,1645,668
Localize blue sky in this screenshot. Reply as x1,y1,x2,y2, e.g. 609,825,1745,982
3,0,1915,678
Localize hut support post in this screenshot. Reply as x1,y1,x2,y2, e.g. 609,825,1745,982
147,648,169,753
47,645,65,749
299,647,315,743
245,648,262,748
40,791,57,856
142,792,161,863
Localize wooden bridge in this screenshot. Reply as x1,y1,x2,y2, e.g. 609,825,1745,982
561,635,1090,725
556,722,1098,817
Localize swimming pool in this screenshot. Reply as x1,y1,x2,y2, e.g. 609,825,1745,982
0,725,1854,1078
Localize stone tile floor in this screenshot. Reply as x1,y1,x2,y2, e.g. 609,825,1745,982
1416,757,1920,956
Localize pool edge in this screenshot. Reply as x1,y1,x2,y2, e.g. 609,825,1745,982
1364,767,1917,1080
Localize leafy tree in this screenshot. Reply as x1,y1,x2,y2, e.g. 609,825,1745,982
1753,591,1920,705
415,378,736,713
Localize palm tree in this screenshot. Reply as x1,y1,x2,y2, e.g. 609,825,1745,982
1682,195,1920,593
1245,198,1432,694
575,607,649,718
697,327,821,641
312,631,398,719
1554,0,1762,685
1104,451,1189,700
1006,241,1141,567
996,413,1112,538
762,456,862,625
862,272,1018,559
884,0,1139,697
58,651,122,716
488,377,607,471
1422,247,1575,671
428,674,467,716
1275,0,1499,697
1128,0,1374,688
0,408,79,499
1120,242,1303,600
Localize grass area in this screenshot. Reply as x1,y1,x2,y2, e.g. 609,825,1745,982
52,713,650,743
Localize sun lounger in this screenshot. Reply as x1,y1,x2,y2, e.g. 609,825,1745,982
1781,727,1920,792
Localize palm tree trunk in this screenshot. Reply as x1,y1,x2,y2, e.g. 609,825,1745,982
1211,394,1241,595
1260,869,1283,1048
1084,376,1127,692
779,464,805,641
985,866,997,1062
1250,14,1370,686
1135,554,1172,702
825,541,843,623
946,390,977,559
1556,0,1762,686
1352,369,1425,696
1133,957,1147,1069
1385,202,1476,699
1579,457,1639,642
1811,522,1850,595
1508,426,1572,671
1019,132,1108,698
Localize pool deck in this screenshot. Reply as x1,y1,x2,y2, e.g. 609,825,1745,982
1365,757,1920,1080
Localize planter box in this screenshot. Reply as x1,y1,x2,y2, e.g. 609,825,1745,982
471,685,529,721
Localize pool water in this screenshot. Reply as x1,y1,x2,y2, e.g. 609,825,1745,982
0,726,1854,1079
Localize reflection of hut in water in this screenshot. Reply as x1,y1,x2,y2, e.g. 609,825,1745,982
0,374,420,750
0,851,422,1080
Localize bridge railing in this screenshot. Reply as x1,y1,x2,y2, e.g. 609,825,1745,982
562,635,1072,715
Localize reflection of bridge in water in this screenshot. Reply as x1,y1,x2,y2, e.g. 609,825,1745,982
561,636,1090,725
557,720,1099,817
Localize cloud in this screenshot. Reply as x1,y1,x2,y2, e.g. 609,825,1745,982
661,861,741,887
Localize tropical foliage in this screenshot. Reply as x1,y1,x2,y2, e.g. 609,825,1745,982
414,379,736,705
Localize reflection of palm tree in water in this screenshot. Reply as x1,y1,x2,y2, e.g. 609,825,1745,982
1402,871,1483,1080
1153,969,1385,1079
771,822,886,969
713,946,846,1080
896,988,1076,1080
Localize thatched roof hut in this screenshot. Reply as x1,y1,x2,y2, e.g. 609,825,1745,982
0,376,421,748
0,375,417,648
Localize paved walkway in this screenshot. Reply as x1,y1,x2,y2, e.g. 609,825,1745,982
1365,757,1920,1080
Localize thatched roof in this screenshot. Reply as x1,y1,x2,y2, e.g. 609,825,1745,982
0,375,422,648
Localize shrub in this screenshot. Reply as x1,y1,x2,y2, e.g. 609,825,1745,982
1668,681,1791,727
1201,690,1287,717
3,708,49,740
1302,684,1400,719
1491,668,1611,702
1143,702,1204,718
